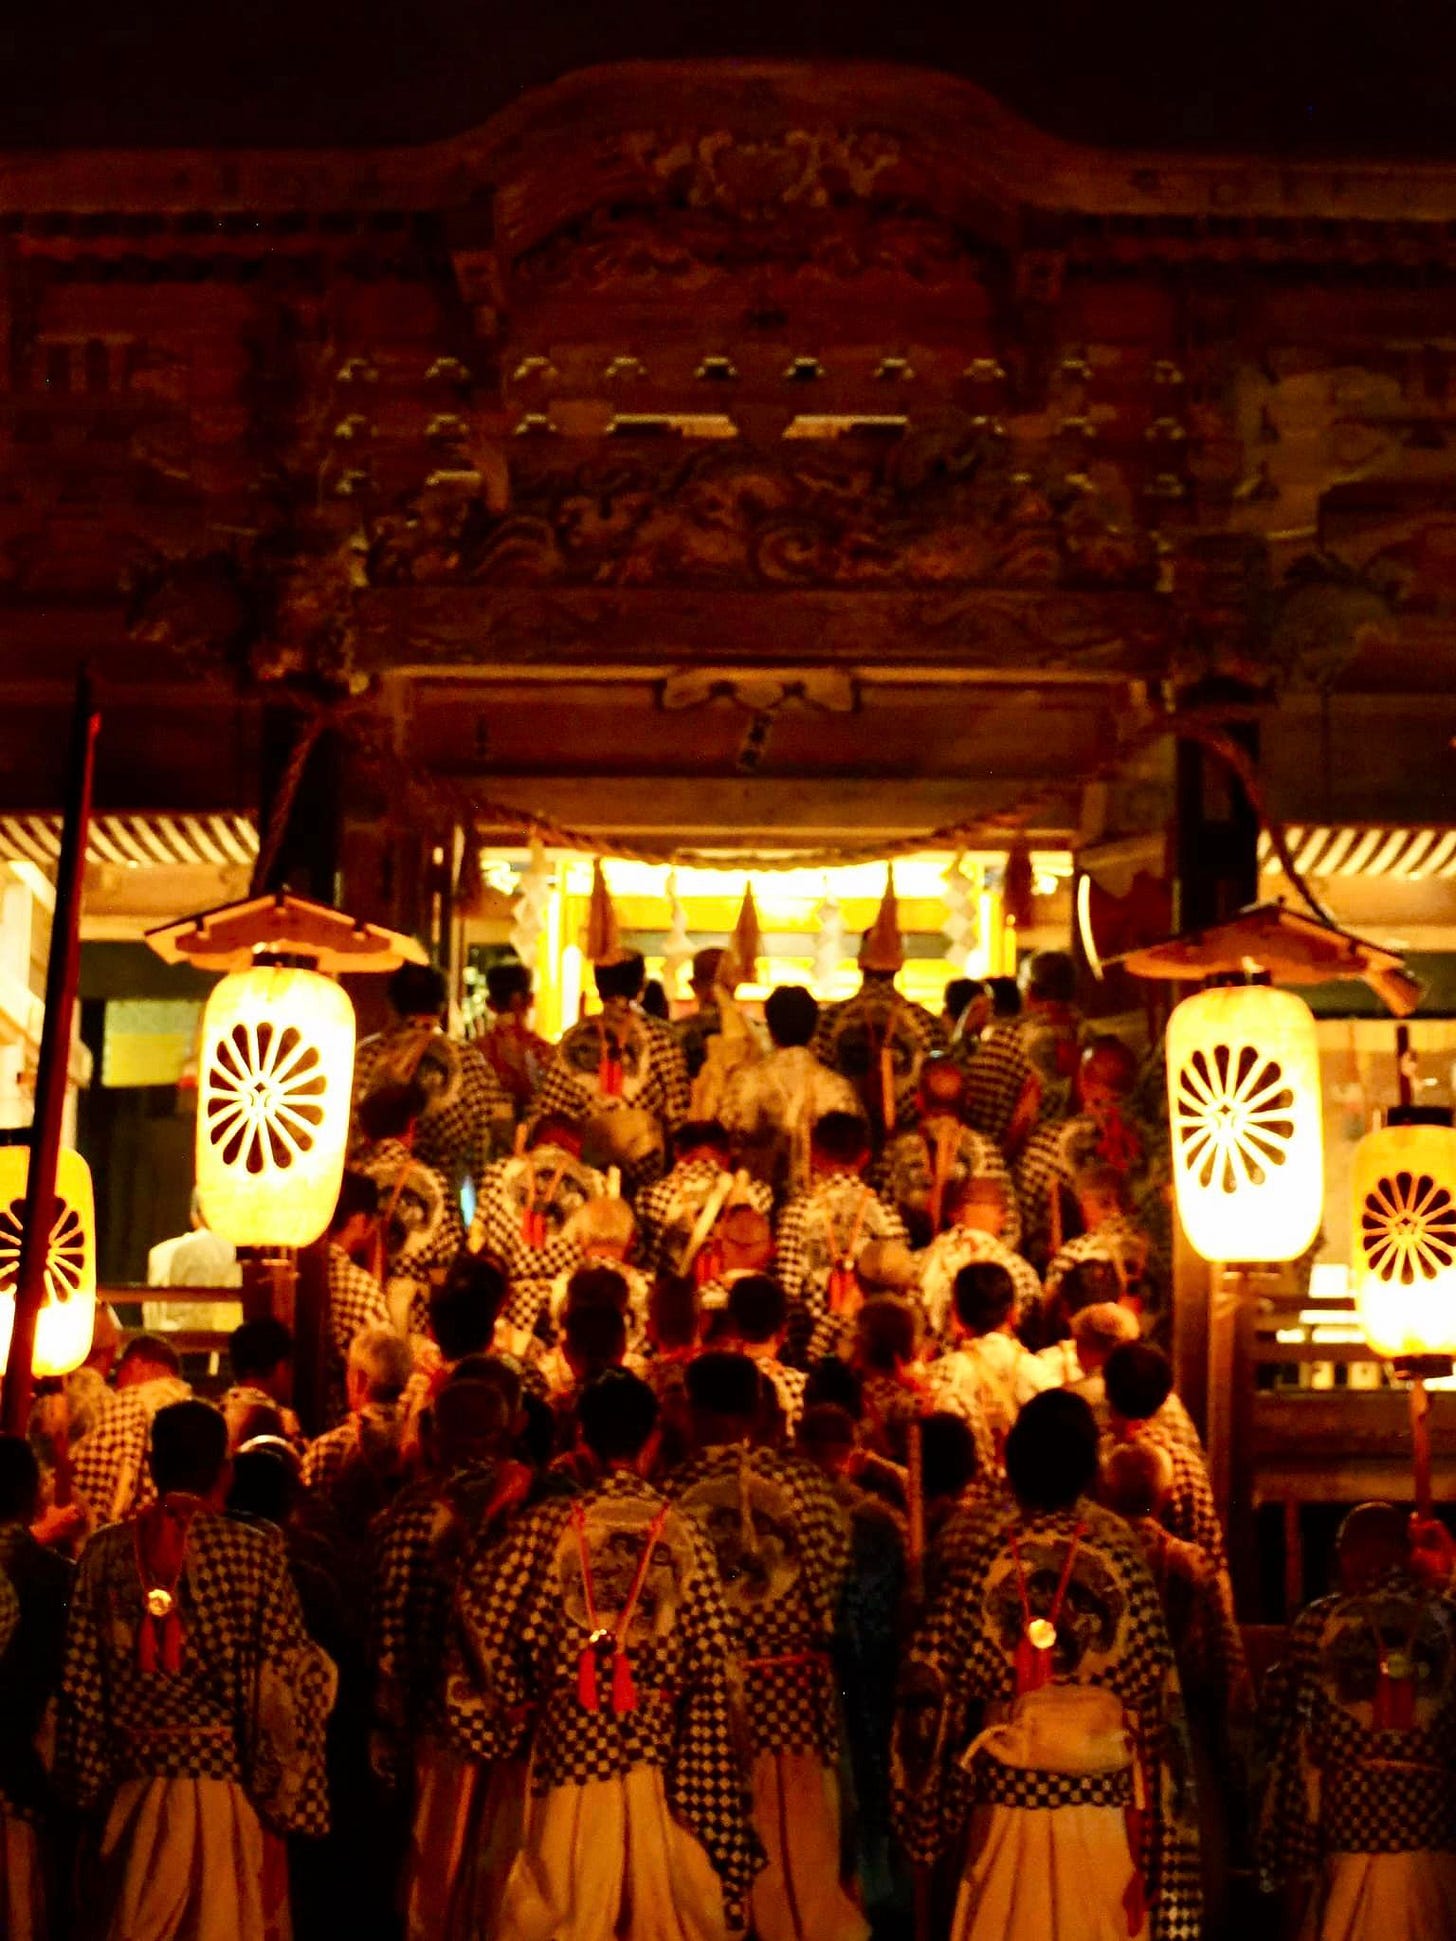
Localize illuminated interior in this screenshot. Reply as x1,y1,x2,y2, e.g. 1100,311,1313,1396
464,847,1074,1041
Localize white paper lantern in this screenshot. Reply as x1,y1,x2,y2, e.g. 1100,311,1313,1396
196,964,355,1247
1165,984,1323,1263
0,1145,97,1376
1351,1110,1456,1361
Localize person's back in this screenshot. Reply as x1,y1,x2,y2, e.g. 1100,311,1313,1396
56,1400,333,1941
1259,1501,1456,1940
669,1352,865,1941
446,1368,759,1940
0,1435,73,1935
894,1388,1200,1941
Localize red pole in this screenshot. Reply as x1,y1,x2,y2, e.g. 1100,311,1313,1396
2,674,100,1434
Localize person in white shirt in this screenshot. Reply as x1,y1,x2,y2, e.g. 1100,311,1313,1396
918,1176,1040,1343
1034,1256,1127,1384
924,1262,1055,1473
144,1189,243,1341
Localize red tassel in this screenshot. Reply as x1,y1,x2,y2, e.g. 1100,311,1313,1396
827,1265,855,1315
600,1056,624,1098
138,1615,157,1674
610,1649,636,1715
1375,1671,1416,1732
521,1208,546,1248
694,1243,722,1288
577,1644,600,1713
161,1614,184,1676
1014,1634,1054,1696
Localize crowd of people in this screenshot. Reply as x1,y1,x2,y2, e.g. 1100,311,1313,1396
1,901,1454,1941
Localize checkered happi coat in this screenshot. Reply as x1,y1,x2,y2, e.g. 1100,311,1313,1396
533,1008,691,1158
325,1243,391,1418
874,1124,1020,1250
1257,1569,1456,1888
445,1468,760,1907
893,1498,1202,1941
774,1174,908,1313
353,1024,514,1194
470,1145,606,1333
668,1444,852,1765
636,1160,773,1275
368,1458,506,1779
812,985,949,1136
56,1508,335,1836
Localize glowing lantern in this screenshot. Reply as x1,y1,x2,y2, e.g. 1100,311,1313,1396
0,1146,96,1375
195,963,355,1247
1165,983,1323,1263
1351,1107,1456,1361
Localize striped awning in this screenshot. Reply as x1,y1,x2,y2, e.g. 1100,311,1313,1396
0,813,257,871
1260,826,1456,882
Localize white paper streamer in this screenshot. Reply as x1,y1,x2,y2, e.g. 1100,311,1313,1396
661,868,695,1000
942,854,978,969
509,837,552,966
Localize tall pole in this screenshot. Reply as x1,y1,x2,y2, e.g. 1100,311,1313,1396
2,673,100,1433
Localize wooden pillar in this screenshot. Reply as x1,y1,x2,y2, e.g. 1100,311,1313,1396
256,706,342,903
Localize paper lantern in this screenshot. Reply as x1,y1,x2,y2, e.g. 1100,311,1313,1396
0,1146,96,1376
196,964,355,1247
1351,1108,1456,1360
1165,984,1323,1262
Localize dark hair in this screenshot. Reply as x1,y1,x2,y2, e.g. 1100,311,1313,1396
429,1254,508,1361
486,960,532,1008
803,1356,863,1421
674,1120,730,1162
943,977,982,1023
986,976,1022,1019
856,1296,918,1371
150,1399,228,1496
566,1265,631,1315
1103,1342,1174,1423
685,1350,761,1423
1082,1034,1139,1090
764,984,818,1049
577,1369,658,1462
1024,950,1076,1005
594,952,646,1002
388,961,448,1019
691,947,725,987
920,1411,978,1500
1004,1390,1099,1511
796,1402,857,1460
359,1080,427,1145
952,1262,1016,1336
811,1110,870,1168
529,1115,581,1152
432,1367,513,1458
229,1317,293,1384
444,1353,523,1417
228,1443,297,1525
650,1275,701,1352
641,979,670,1021
331,1170,380,1231
119,1334,181,1379
0,1435,39,1521
727,1274,788,1344
563,1302,627,1374
1058,1258,1123,1318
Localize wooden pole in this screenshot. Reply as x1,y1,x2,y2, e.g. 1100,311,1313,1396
1411,1376,1433,1520
2,674,100,1434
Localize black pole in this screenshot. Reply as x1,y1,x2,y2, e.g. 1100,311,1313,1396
2,673,100,1433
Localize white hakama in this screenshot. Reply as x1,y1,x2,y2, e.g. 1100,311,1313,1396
1302,1851,1456,1941
89,1776,289,1941
952,1801,1146,1941
750,1750,869,1941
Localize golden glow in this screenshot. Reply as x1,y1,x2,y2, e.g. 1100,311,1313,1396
195,966,355,1247
0,1146,97,1376
1166,985,1324,1264
1351,1120,1456,1360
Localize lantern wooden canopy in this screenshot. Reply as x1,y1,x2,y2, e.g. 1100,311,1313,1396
146,893,423,1250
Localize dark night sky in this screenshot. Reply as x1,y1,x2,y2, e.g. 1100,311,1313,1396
0,0,1449,156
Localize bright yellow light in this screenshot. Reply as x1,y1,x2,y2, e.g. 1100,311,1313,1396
0,1146,97,1376
196,965,355,1247
1166,985,1324,1263
1351,1119,1456,1360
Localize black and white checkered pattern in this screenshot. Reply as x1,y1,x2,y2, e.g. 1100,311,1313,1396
874,1124,1021,1249
325,1243,391,1421
354,1023,514,1194
469,1146,606,1334
811,986,949,1135
445,1469,760,1903
355,1135,466,1332
1259,1572,1456,1886
917,1229,1043,1341
636,1160,772,1275
369,1459,505,1772
1045,1214,1151,1301
667,1444,852,1764
774,1175,908,1311
532,1007,691,1180
69,1378,192,1528
56,1509,333,1836
892,1498,1201,1940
